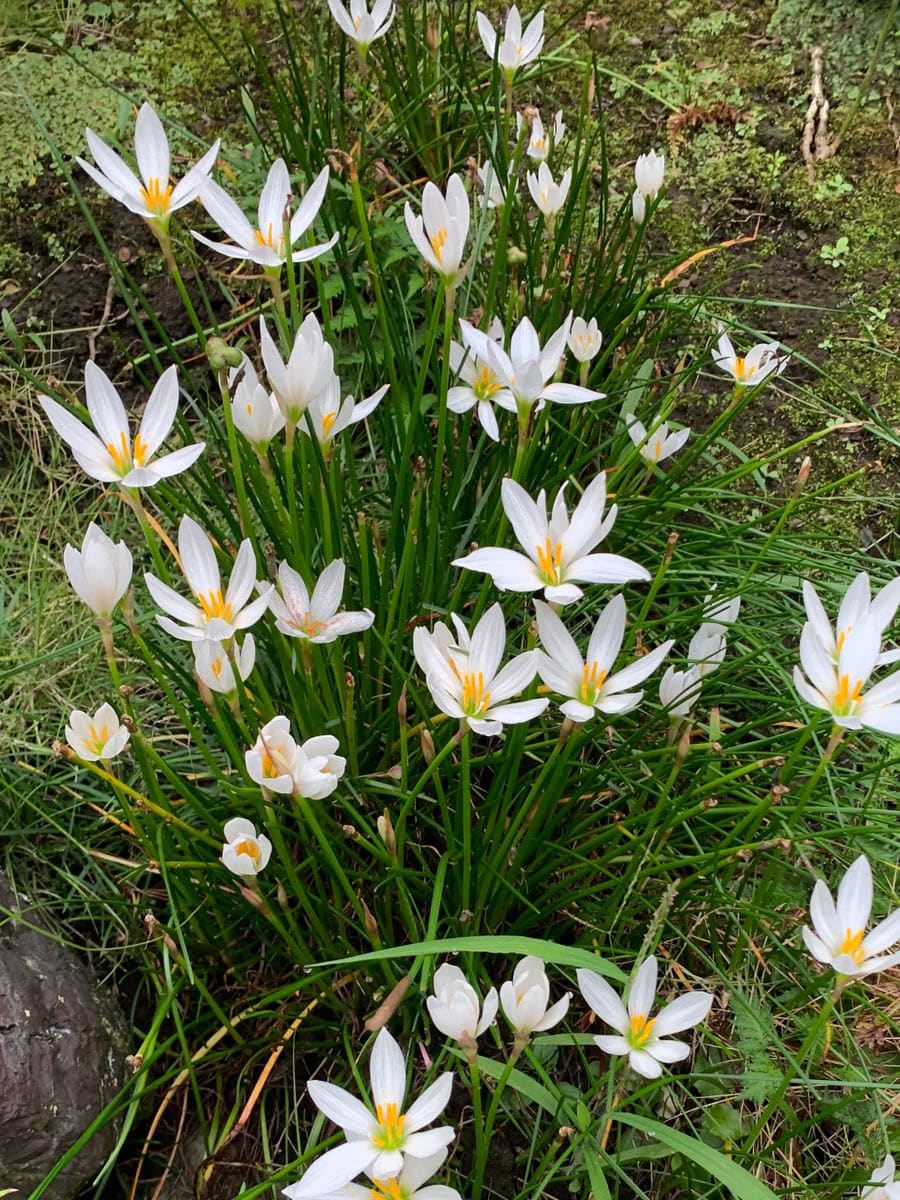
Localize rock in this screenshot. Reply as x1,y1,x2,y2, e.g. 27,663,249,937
0,872,130,1199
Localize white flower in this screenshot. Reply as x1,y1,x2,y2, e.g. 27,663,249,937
793,619,900,733
803,573,900,668
634,149,665,199
302,374,389,449
221,817,272,877
65,703,129,761
453,475,650,606
144,515,273,643
77,101,219,225
688,625,727,676
260,314,335,426
326,0,394,50
404,175,470,287
193,635,256,697
659,664,702,717
297,1027,455,1189
245,716,346,799
702,587,741,631
476,6,544,78
802,854,900,978
534,597,673,723
631,188,646,224
578,956,713,1079
861,1154,900,1200
40,362,203,487
566,316,602,363
500,956,570,1037
288,1149,461,1200
527,162,571,217
519,109,563,161
229,355,286,450
413,602,547,736
426,964,498,1045
626,413,690,465
712,324,788,387
476,159,507,209
458,314,603,414
268,559,374,643
63,522,132,619
194,160,337,269
447,338,515,442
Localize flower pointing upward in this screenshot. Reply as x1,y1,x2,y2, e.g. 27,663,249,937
404,175,470,288
326,0,395,51
802,854,900,978
268,558,374,643
65,703,130,762
803,573,900,668
476,6,544,80
794,619,900,734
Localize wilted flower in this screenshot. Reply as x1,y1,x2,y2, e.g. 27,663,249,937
578,956,713,1079
246,716,346,799
713,324,788,387
527,162,571,217
260,314,335,426
476,159,507,209
302,374,389,450
221,817,272,877
634,149,665,199
500,956,570,1040
65,703,129,761
427,964,498,1047
63,523,132,619
659,665,702,718
404,174,470,287
476,6,544,79
803,573,900,668
453,474,649,606
77,101,219,227
326,0,395,51
40,363,204,487
193,635,256,697
567,316,602,364
626,413,690,465
794,620,900,734
229,355,286,450
268,559,374,643
194,160,337,269
802,854,900,978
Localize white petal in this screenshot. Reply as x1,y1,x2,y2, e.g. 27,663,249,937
307,1080,375,1135
627,956,657,1020
576,968,628,1034
652,991,713,1038
369,1027,406,1112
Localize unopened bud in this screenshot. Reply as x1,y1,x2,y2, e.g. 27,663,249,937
277,881,290,913
53,740,76,760
206,337,242,371
397,685,408,724
377,810,397,857
421,728,436,763
792,455,812,500
426,23,440,54
344,670,355,690
362,899,379,939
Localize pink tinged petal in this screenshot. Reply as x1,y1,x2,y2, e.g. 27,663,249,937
533,992,570,1031
138,365,179,457
179,516,221,597
534,599,583,676
593,1035,629,1056
307,1079,376,1135
452,547,543,592
278,561,311,618
314,611,374,642
369,1027,406,1112
576,969,628,1034
836,854,873,934
862,908,900,956
134,103,170,188
646,1038,691,1063
651,991,713,1038
566,553,650,586
808,878,840,945
629,1049,663,1078
627,956,657,1020
404,1072,453,1133
284,1140,380,1198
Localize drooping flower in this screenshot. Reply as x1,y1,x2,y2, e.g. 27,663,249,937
245,716,346,799
229,355,285,450
802,573,900,668
659,664,702,718
701,587,741,631
65,703,130,761
447,335,515,442
534,597,673,722
77,101,220,227
793,619,900,734
326,0,395,51
526,162,571,218
687,624,727,676
302,374,388,450
404,175,470,288
194,160,337,269
40,362,204,487
578,956,713,1079
268,559,374,643
476,6,544,80
453,475,649,606
626,413,690,465
300,1027,455,1187
193,635,256,697
413,602,547,736
221,817,272,877
427,964,498,1047
144,515,273,642
500,956,570,1038
712,324,788,387
476,159,507,209
861,1154,900,1200
634,149,665,200
63,522,133,619
566,316,602,364
260,314,335,426
802,854,900,978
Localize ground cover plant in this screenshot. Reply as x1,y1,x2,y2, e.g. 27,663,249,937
2,2,900,1199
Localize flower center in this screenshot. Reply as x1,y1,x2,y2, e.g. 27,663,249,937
370,1180,405,1200
535,537,563,585
628,1013,655,1048
832,673,863,715
733,356,756,383
473,364,501,400
198,589,233,623
105,430,149,474
838,927,865,965
139,176,173,216
299,611,326,638
372,1102,406,1151
322,411,338,436
430,227,448,262
255,222,284,253
461,670,492,717
85,722,110,755
579,662,607,704
234,837,260,862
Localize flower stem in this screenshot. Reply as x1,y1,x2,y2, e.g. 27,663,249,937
216,368,254,539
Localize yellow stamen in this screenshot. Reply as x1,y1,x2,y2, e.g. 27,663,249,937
833,673,863,713
461,670,492,716
579,662,607,704
299,611,325,638
210,657,224,678
370,1180,404,1200
535,537,563,584
372,1102,405,1150
234,838,260,862
836,627,850,654
322,411,337,436
198,589,233,623
430,227,448,262
139,176,173,216
246,402,253,415
629,1013,655,1047
255,222,281,250
473,364,500,400
106,430,131,473
132,432,149,466
733,356,756,383
838,928,865,966
85,722,110,755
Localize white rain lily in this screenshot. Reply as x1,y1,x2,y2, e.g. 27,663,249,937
527,162,571,217
631,189,646,224
659,664,703,718
404,174,470,287
144,515,273,643
476,6,544,79
77,101,219,226
40,362,203,487
793,619,900,734
634,149,665,199
326,0,395,50
268,558,374,643
702,586,741,631
861,1155,900,1200
288,1149,461,1200
519,109,564,161
194,160,337,269
299,1027,455,1188
713,324,788,387
534,597,673,723
221,817,272,878
426,964,499,1047
567,316,602,364
803,573,900,668
63,522,132,619
500,956,570,1039
688,625,727,676
65,703,129,762
454,475,649,606
476,159,507,209
193,635,256,697
413,602,547,736
626,413,690,465
245,716,346,799
302,374,389,450
802,854,900,978
260,314,335,426
447,337,515,442
458,313,603,417
578,956,713,1079
229,355,286,450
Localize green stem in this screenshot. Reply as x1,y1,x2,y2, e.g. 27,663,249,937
217,368,255,538
156,227,206,344
427,282,456,594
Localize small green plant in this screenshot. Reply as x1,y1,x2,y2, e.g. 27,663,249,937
820,235,850,267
